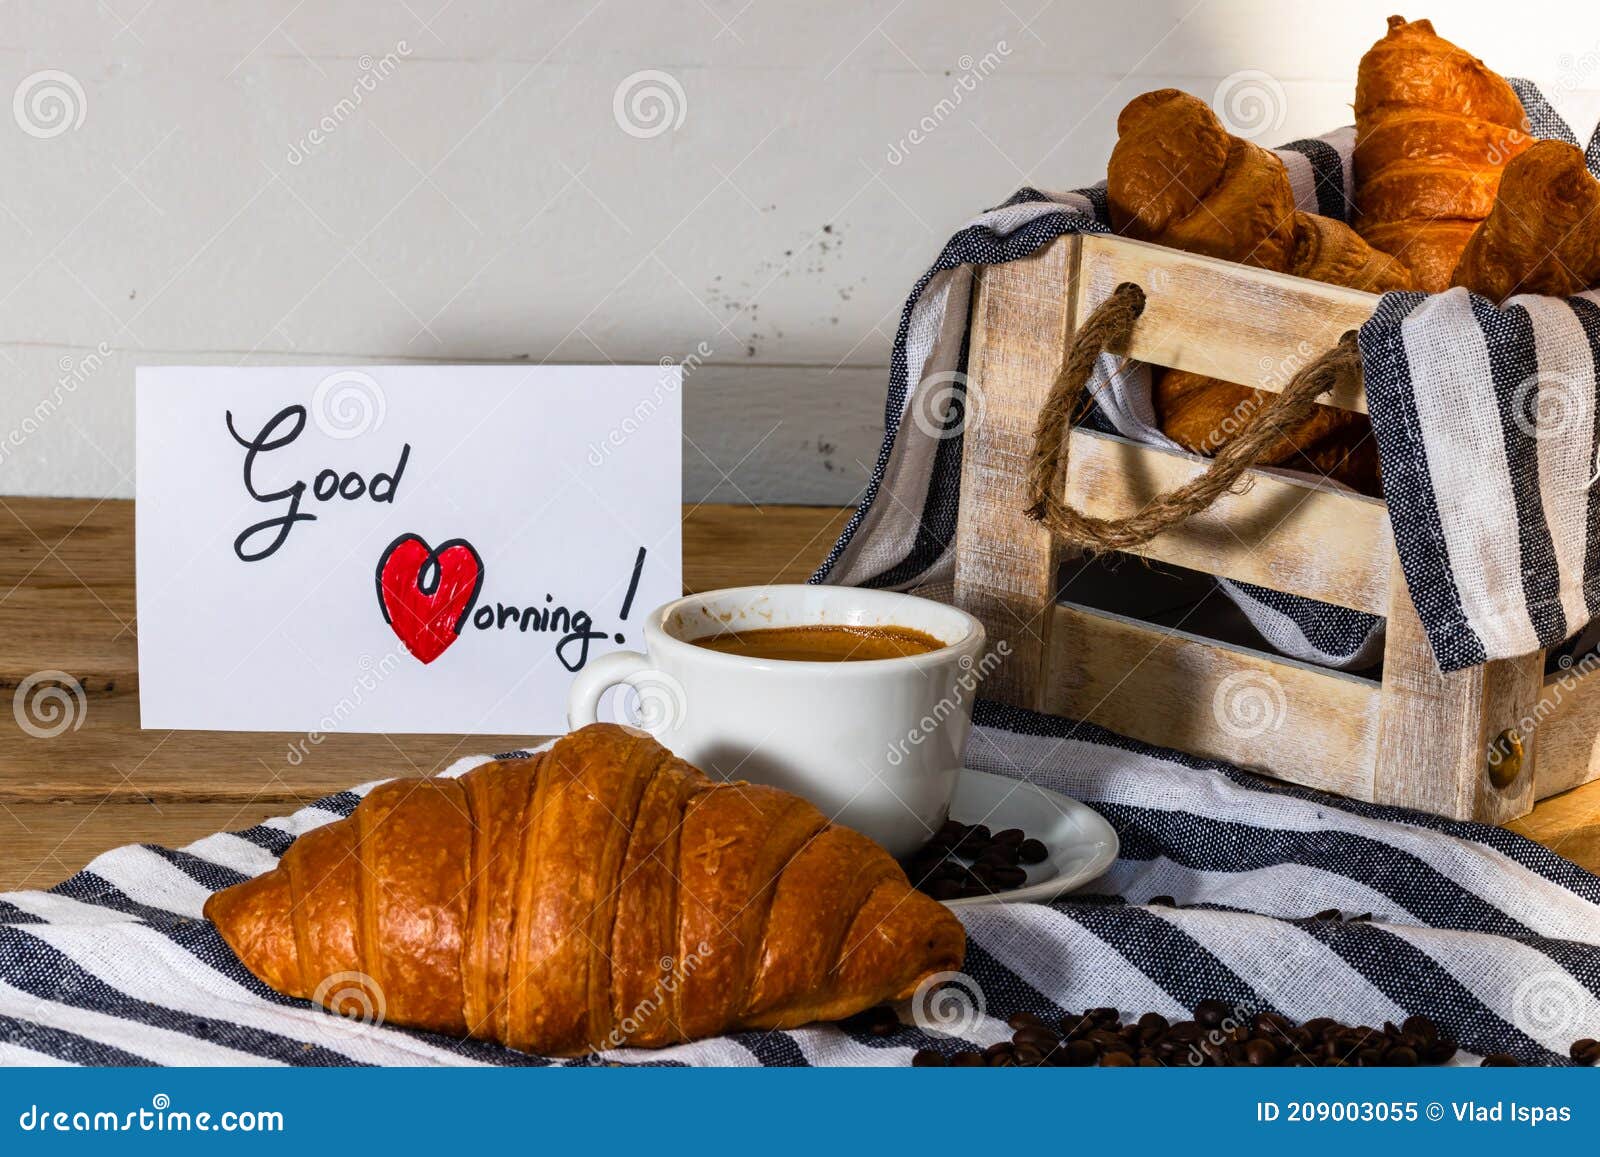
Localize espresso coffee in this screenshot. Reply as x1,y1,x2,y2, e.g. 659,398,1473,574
692,623,945,662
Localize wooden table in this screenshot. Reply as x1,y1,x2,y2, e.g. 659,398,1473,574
0,498,1593,891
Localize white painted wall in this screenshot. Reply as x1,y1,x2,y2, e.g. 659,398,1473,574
4,0,1599,503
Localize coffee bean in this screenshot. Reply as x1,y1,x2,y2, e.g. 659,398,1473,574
1480,1053,1520,1067
1425,1040,1459,1065
912,1002,1500,1069
1166,1021,1201,1043
840,1004,899,1037
1147,894,1175,907
1017,838,1048,864
977,844,1019,867
1311,908,1341,921
903,822,1053,900
1059,1013,1091,1039
1064,1038,1099,1066
1253,1012,1292,1037
1401,1014,1437,1042
1244,1039,1277,1066
912,1048,946,1067
1014,1025,1059,1051
1570,1038,1600,1065
1137,1011,1170,1039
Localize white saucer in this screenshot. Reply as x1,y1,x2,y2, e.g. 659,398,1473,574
936,768,1119,908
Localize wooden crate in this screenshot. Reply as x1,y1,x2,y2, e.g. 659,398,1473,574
953,231,1600,823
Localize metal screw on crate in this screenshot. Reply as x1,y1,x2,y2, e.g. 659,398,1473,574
1023,281,1363,553
1486,727,1524,790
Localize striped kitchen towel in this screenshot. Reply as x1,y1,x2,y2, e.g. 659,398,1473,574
1,709,1596,1066
815,82,1600,674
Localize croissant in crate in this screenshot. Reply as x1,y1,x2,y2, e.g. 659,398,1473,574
1354,15,1532,292
1451,140,1600,302
1107,87,1297,269
204,723,965,1056
1107,89,1411,493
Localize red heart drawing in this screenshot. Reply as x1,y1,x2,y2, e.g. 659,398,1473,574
375,534,484,664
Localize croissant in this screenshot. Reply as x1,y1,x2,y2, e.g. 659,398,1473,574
1354,15,1532,292
1108,89,1411,493
1451,140,1600,302
205,724,966,1056
1107,87,1297,270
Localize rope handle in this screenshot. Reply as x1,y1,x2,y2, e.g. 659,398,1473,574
1023,281,1363,553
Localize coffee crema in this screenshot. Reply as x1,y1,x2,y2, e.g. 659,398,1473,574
690,623,945,662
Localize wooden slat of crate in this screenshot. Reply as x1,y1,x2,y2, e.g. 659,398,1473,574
1064,428,1392,614
1075,234,1378,413
1043,601,1380,800
954,233,1077,709
1373,552,1545,825
1531,662,1600,799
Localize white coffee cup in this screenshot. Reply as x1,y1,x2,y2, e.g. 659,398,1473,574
566,585,987,859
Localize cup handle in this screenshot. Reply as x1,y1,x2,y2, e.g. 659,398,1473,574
566,650,653,729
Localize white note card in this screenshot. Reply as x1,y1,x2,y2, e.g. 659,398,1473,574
135,365,682,735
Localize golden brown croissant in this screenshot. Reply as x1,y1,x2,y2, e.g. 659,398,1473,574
205,723,965,1056
1354,15,1532,292
1107,88,1298,270
1107,89,1411,493
1289,210,1416,293
1451,140,1600,301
